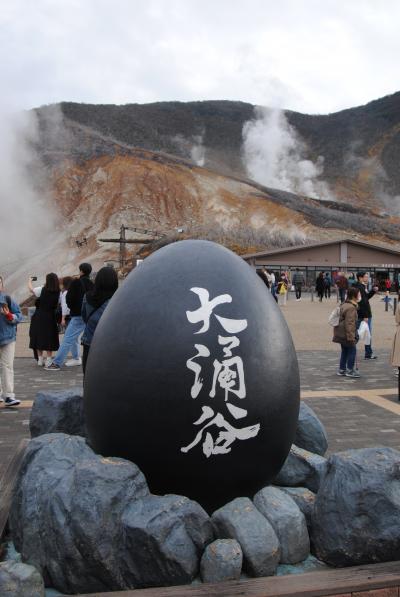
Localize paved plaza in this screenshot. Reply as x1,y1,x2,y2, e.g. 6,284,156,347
1,291,399,477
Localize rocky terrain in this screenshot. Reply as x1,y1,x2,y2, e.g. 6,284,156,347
4,92,400,297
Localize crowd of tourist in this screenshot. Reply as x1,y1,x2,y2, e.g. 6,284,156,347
0,263,118,407
1,262,400,407
256,266,400,381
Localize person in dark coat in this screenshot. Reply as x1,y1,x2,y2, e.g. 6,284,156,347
292,268,305,300
332,286,361,378
45,263,93,370
324,272,332,299
81,266,118,375
28,273,60,367
316,272,325,302
353,271,378,359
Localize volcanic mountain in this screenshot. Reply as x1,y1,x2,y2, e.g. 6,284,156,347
6,92,400,297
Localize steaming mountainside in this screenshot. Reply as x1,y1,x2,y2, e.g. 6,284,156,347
53,92,400,211
32,94,400,246
5,93,400,298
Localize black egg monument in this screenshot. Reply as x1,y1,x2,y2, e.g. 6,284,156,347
84,240,300,512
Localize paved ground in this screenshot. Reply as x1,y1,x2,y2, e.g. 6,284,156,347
1,293,399,478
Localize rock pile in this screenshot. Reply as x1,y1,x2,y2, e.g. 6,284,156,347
0,560,44,597
8,391,400,593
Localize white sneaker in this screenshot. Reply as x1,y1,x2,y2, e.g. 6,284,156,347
0,396,3,403
65,358,82,367
37,356,44,366
45,358,53,368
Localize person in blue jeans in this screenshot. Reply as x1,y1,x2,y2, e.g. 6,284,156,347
45,263,93,371
0,276,23,405
332,287,361,378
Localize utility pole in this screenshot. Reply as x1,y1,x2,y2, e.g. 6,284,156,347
120,225,126,270
98,225,163,271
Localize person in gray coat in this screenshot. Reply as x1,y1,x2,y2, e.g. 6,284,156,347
292,268,305,300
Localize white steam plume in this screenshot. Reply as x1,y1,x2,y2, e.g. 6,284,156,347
173,132,206,167
0,109,60,296
344,144,400,215
242,107,333,200
190,134,205,167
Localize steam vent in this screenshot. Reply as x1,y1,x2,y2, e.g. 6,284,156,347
84,240,300,512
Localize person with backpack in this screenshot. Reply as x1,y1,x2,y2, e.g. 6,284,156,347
45,263,93,370
324,272,332,299
332,286,361,378
0,275,23,406
81,266,118,375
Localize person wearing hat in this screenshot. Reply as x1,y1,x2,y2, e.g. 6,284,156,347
0,275,23,406
46,263,93,370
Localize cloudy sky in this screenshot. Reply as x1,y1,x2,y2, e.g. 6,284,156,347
1,0,400,114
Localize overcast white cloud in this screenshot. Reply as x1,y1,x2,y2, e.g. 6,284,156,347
1,0,400,113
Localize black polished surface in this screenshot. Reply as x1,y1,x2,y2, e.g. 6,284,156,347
84,240,300,512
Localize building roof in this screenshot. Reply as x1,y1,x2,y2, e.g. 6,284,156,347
241,237,400,260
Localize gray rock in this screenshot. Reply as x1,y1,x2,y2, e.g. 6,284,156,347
273,445,327,493
212,497,280,577
121,494,214,588
200,539,242,583
295,403,328,456
253,486,309,564
10,433,149,593
0,560,45,597
30,387,86,438
279,487,316,530
312,447,400,566
276,554,330,576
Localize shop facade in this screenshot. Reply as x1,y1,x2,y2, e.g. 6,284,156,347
242,238,400,290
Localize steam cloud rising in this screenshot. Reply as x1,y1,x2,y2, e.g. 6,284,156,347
173,131,206,167
0,109,59,296
242,107,333,200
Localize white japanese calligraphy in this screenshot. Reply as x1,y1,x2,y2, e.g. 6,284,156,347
186,344,210,398
186,288,247,334
183,287,260,457
181,406,260,458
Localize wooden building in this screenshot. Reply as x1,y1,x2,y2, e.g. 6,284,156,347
242,238,400,289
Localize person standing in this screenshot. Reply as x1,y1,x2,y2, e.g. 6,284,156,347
391,303,400,376
277,274,288,306
28,273,61,367
292,268,305,301
316,272,325,302
269,270,277,302
324,272,332,299
353,271,378,360
0,276,23,406
257,267,270,289
335,272,348,303
332,286,361,378
81,266,118,374
46,263,93,370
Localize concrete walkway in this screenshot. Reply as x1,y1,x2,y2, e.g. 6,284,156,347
1,292,399,477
